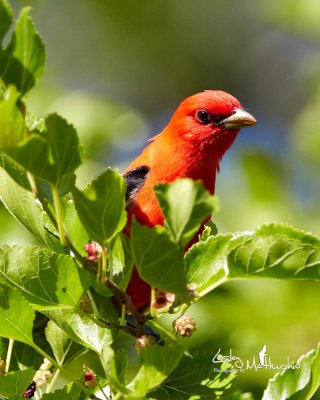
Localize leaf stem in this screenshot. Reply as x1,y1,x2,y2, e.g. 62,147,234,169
51,184,67,246
87,289,100,318
45,367,61,393
31,343,92,396
101,246,108,283
5,338,14,373
150,286,156,318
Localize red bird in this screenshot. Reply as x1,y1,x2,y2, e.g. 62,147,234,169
124,90,256,309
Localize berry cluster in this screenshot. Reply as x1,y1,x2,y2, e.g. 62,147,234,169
173,315,197,337
84,241,102,262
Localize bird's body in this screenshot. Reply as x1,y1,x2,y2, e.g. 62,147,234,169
124,90,256,309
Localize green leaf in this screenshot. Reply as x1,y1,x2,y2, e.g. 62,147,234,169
0,0,13,43
228,224,320,279
111,234,134,291
8,113,82,191
72,168,127,243
43,198,88,256
185,223,320,297
131,219,187,294
11,341,43,371
1,6,45,94
0,368,35,397
45,321,73,364
0,245,89,307
148,352,237,400
0,85,26,149
262,346,320,400
101,347,130,394
0,162,63,252
44,308,113,355
155,179,217,247
127,340,184,398
42,388,74,400
0,286,35,345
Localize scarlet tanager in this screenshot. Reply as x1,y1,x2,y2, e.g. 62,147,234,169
123,90,256,310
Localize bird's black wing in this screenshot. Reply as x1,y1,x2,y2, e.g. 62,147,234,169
124,165,150,208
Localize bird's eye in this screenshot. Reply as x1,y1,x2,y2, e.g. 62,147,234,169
195,109,211,125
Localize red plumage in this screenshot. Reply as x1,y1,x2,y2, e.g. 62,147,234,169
124,90,256,309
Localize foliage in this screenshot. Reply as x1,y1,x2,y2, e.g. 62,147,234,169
0,1,319,399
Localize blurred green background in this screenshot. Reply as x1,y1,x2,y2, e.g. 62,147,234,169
2,0,320,397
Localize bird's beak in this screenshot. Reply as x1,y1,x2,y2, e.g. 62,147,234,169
221,108,257,129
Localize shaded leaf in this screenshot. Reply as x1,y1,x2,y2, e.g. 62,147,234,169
148,352,237,400
0,368,35,397
42,388,75,400
1,6,45,94
131,219,187,294
127,340,184,398
72,168,127,243
101,347,130,395
0,0,13,43
155,179,217,247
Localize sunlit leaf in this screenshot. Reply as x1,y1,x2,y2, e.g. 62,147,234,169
131,219,187,294
0,245,88,307
0,286,34,345
72,168,127,243
155,179,217,247
8,114,81,192
185,223,320,297
0,161,63,252
0,86,26,149
262,346,320,400
44,308,113,355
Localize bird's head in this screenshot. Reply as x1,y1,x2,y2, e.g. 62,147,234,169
166,90,256,153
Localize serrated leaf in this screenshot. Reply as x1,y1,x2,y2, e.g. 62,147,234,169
131,219,187,294
0,85,26,149
0,368,35,397
8,113,82,191
72,168,127,243
0,286,34,345
185,223,320,297
155,179,217,247
0,0,13,43
148,352,237,400
127,340,184,398
262,346,320,400
44,308,113,355
0,245,89,308
228,224,320,279
0,161,63,252
1,6,45,94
